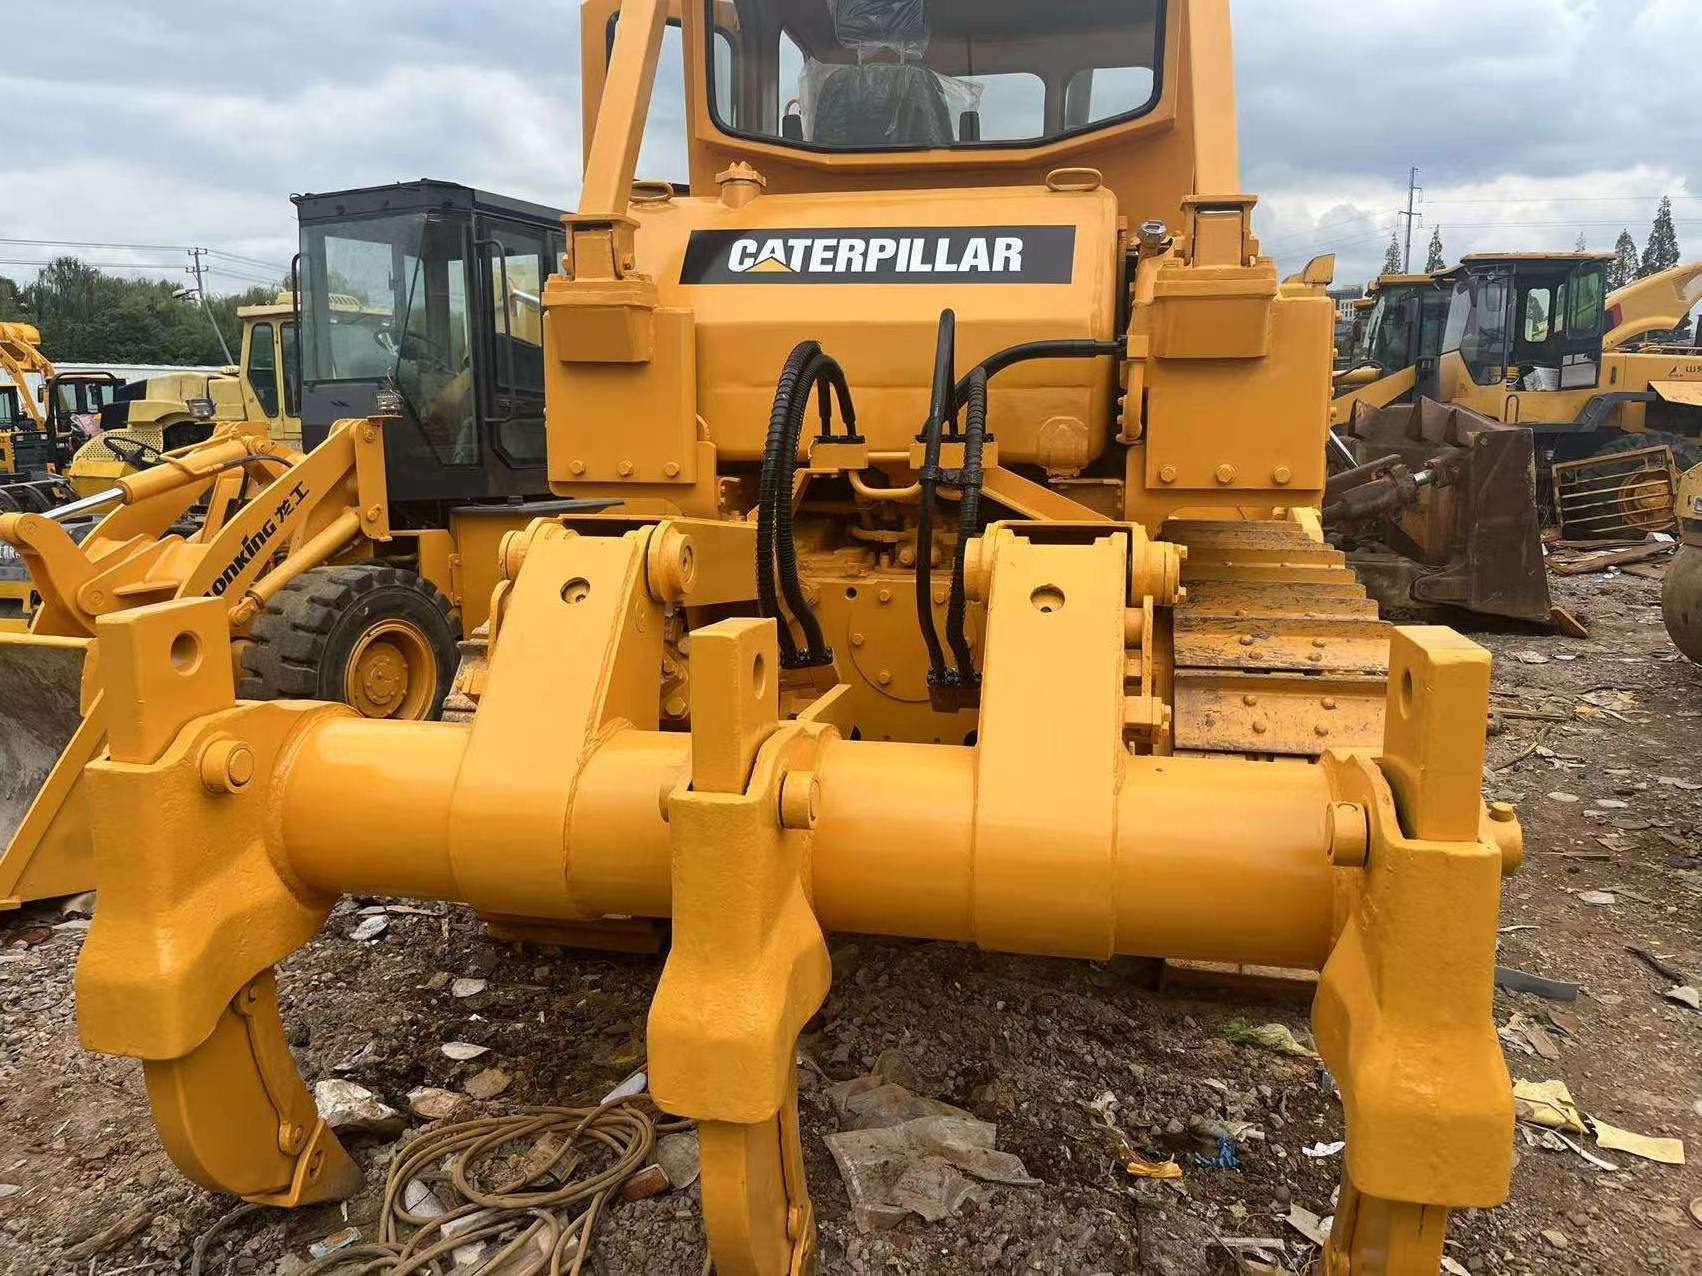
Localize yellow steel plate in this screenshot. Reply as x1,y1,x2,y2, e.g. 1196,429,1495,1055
1652,380,1702,407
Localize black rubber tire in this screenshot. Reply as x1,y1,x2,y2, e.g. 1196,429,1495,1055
1592,428,1702,473
239,563,459,720
1663,546,1702,665
1569,430,1702,538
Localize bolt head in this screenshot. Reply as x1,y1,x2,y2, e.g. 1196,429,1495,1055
663,461,681,478
569,459,587,475
1273,466,1293,485
1215,464,1237,485
617,460,635,477
1158,464,1178,484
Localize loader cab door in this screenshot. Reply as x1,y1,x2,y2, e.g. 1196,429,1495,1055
1446,268,1516,387
474,217,564,471
243,320,284,420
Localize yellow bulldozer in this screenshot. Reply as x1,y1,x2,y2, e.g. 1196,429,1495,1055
0,179,606,908
61,2,1524,1273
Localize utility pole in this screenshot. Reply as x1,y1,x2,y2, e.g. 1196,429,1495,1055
188,247,234,363
1397,167,1423,274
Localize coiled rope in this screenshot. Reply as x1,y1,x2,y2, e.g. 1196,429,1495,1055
299,1095,688,1276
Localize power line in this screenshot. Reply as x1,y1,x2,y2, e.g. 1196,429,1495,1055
0,237,288,273
1425,194,1702,206
0,258,190,272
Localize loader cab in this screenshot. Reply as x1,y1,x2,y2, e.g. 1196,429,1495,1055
1444,254,1610,393
42,372,125,465
0,386,20,431
1358,274,1449,378
294,181,568,504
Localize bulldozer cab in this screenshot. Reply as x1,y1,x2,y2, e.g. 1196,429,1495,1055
587,0,1187,212
293,181,567,504
1443,253,1610,393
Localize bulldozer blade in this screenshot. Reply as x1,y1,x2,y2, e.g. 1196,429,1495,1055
0,635,95,909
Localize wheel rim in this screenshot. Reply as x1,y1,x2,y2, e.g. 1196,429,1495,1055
1616,475,1673,533
344,619,438,720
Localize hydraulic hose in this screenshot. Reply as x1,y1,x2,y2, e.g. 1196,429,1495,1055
757,343,820,663
759,341,857,669
915,311,956,684
951,337,1124,403
945,368,988,683
771,350,846,664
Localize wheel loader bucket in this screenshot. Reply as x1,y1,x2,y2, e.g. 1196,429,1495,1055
0,635,98,909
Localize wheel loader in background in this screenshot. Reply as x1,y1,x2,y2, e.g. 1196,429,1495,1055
66,2,1523,1273
0,178,595,909
1332,254,1702,469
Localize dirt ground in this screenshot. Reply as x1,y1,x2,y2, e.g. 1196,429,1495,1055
1,569,1698,1276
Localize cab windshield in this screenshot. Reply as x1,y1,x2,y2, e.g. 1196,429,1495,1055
707,0,1164,151
299,211,475,461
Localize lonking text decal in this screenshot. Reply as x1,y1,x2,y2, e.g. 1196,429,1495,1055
209,480,311,597
681,225,1076,285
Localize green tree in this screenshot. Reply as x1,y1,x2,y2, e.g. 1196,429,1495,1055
1609,230,1640,291
1382,232,1404,276
1638,196,1681,279
1424,227,1445,273
16,258,282,366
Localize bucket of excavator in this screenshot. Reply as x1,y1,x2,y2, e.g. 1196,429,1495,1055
0,634,97,909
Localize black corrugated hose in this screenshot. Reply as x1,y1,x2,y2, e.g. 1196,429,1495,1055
915,310,957,685
945,367,988,684
759,341,856,669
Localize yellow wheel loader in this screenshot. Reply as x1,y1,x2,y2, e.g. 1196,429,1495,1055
1666,463,1702,662
0,179,605,909
67,3,1523,1273
1332,255,1702,468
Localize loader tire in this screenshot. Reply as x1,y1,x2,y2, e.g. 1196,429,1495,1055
1663,547,1702,665
239,563,459,721
1593,429,1702,474
1574,431,1702,537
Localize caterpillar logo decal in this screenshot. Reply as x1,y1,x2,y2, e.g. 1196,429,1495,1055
208,480,311,597
681,226,1075,285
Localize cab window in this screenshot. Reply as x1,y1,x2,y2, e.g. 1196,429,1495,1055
280,322,300,417
1567,268,1605,337
1521,288,1553,344
247,322,281,418
709,0,1165,151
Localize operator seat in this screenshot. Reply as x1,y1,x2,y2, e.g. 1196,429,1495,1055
813,62,955,148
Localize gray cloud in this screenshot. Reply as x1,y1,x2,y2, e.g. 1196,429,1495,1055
2,1,1697,295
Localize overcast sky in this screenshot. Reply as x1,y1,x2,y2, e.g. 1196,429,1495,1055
3,0,1698,296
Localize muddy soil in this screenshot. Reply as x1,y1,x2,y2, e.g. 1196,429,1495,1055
0,571,1698,1275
